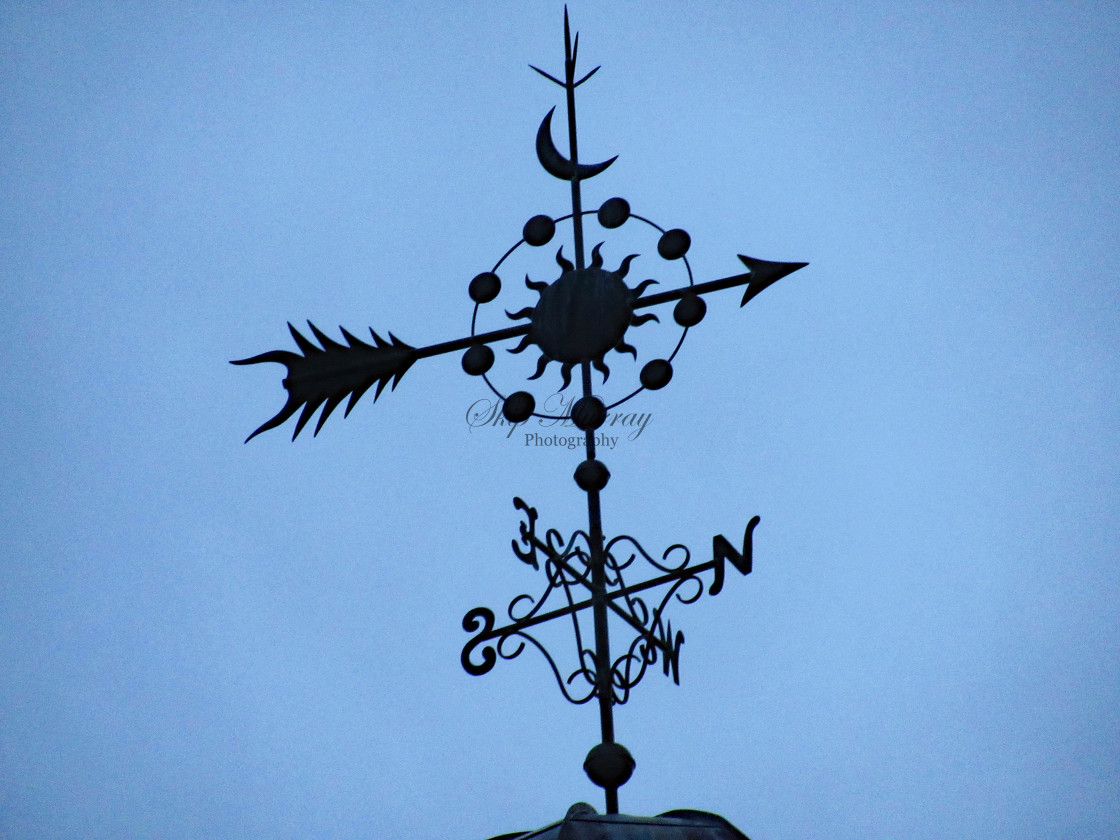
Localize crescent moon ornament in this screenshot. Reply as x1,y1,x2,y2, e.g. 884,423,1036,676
536,107,617,181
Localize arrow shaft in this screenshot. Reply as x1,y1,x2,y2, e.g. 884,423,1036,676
634,257,808,310
413,322,529,360
633,272,752,309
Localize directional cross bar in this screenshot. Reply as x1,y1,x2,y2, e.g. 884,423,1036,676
460,510,760,688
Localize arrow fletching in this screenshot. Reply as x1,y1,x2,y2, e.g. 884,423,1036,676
231,321,415,442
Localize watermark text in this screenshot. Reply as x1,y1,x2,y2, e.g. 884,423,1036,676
466,392,652,442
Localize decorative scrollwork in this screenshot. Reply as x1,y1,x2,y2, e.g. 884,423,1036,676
461,498,761,706
461,606,497,676
611,611,685,704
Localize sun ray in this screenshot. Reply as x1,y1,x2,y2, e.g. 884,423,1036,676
525,274,548,293
616,253,638,279
555,247,574,273
527,354,551,380
508,333,534,354
615,340,637,359
593,357,611,381
590,242,604,268
559,362,574,391
631,313,659,327
506,306,536,321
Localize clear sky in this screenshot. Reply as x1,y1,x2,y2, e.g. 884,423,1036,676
2,3,1118,839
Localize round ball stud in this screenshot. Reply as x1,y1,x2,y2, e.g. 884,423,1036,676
574,459,610,492
469,272,501,304
597,197,631,229
657,228,691,260
583,742,635,789
523,215,556,246
502,391,535,423
461,344,494,376
571,396,606,431
640,359,673,390
673,293,706,327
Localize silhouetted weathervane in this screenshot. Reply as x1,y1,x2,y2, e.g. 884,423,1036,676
233,9,806,825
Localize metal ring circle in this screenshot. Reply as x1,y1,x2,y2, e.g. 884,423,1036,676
470,208,694,419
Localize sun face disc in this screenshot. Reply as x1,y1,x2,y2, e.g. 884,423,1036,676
532,267,632,363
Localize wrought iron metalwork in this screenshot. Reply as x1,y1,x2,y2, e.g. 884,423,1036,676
232,8,807,818
461,497,758,707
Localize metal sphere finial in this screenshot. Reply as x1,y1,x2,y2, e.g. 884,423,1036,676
584,742,636,790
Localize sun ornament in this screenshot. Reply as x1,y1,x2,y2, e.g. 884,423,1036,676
462,191,704,425
506,241,658,388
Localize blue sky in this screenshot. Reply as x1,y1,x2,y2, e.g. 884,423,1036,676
2,3,1118,838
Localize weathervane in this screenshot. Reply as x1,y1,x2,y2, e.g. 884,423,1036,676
234,10,806,819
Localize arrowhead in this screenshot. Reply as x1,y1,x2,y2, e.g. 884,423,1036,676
737,255,808,306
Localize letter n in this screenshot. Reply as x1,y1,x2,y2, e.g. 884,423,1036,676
709,515,760,595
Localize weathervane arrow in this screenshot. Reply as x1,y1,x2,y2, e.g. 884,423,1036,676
231,252,804,441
